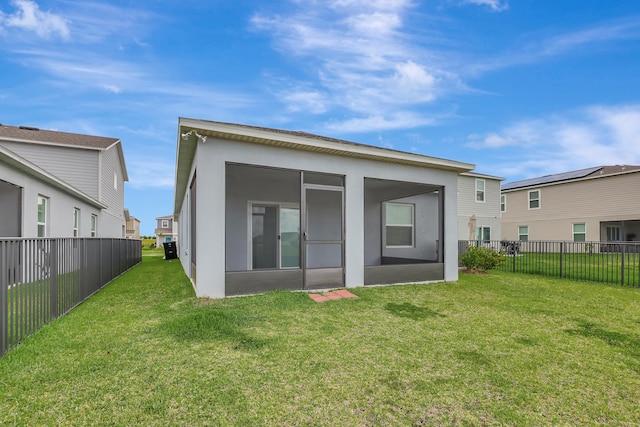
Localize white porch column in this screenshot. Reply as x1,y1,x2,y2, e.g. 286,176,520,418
443,176,460,282
344,173,364,288
194,145,226,298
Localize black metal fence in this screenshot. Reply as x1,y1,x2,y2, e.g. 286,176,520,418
459,240,640,287
1,238,142,357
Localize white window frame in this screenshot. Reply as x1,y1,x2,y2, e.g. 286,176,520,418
528,190,540,210
161,219,169,228
475,179,485,203
500,194,506,213
73,208,80,237
37,195,48,237
572,223,586,242
91,214,98,237
518,225,529,241
383,202,415,248
477,226,491,242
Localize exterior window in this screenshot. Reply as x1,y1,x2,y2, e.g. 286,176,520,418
37,195,48,237
73,208,80,237
573,223,586,242
384,202,414,247
91,214,98,237
518,225,529,241
477,226,491,242
475,179,485,202
500,194,506,212
161,219,169,228
528,190,540,209
606,226,621,242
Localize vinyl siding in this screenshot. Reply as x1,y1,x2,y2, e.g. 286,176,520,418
501,172,640,241
100,144,124,217
457,175,502,240
1,141,99,198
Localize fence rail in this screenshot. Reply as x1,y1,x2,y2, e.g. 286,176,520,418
1,238,142,357
458,240,640,287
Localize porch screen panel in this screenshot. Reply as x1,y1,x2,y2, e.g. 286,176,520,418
280,207,300,268
306,189,342,241
252,206,278,269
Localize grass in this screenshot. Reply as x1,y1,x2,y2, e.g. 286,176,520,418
1,258,640,425
498,251,640,286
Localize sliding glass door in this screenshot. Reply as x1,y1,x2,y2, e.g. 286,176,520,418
251,204,300,270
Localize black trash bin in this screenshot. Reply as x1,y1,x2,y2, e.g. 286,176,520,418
163,241,177,259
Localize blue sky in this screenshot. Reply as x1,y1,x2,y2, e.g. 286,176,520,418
1,0,639,235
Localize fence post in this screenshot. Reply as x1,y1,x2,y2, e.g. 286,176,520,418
512,243,517,273
50,240,58,319
621,244,626,286
559,242,563,279
1,241,7,357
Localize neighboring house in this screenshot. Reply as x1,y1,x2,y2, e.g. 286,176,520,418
125,209,141,239
501,165,640,242
0,124,129,238
457,171,505,242
173,118,474,298
154,215,177,247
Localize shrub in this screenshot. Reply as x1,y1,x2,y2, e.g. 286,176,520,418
460,245,505,271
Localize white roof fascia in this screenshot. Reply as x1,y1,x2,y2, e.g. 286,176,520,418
174,118,476,215
179,117,475,172
0,145,107,209
0,136,104,151
460,171,506,181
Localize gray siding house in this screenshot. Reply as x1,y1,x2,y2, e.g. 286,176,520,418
0,125,129,238
501,165,640,242
154,215,177,247
457,171,504,242
173,118,474,298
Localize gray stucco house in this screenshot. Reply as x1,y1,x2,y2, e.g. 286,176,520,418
0,124,129,238
173,118,474,298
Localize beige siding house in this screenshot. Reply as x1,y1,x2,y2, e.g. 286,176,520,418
125,209,141,239
457,172,505,241
501,166,640,242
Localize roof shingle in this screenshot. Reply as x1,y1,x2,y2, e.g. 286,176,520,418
0,124,119,149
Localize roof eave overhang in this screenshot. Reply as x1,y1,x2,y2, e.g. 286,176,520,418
174,118,474,215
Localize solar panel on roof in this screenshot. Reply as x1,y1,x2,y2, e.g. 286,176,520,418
501,166,602,190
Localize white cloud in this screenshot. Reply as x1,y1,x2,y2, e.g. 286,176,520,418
326,111,437,132
0,0,70,39
282,90,328,114
251,1,455,128
470,16,640,74
466,105,640,179
126,156,175,189
463,0,508,12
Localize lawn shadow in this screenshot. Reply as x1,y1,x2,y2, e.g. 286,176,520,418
384,302,446,321
159,307,269,351
565,320,640,355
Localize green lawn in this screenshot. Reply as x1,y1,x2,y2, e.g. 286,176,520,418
2,258,640,425
498,251,640,286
